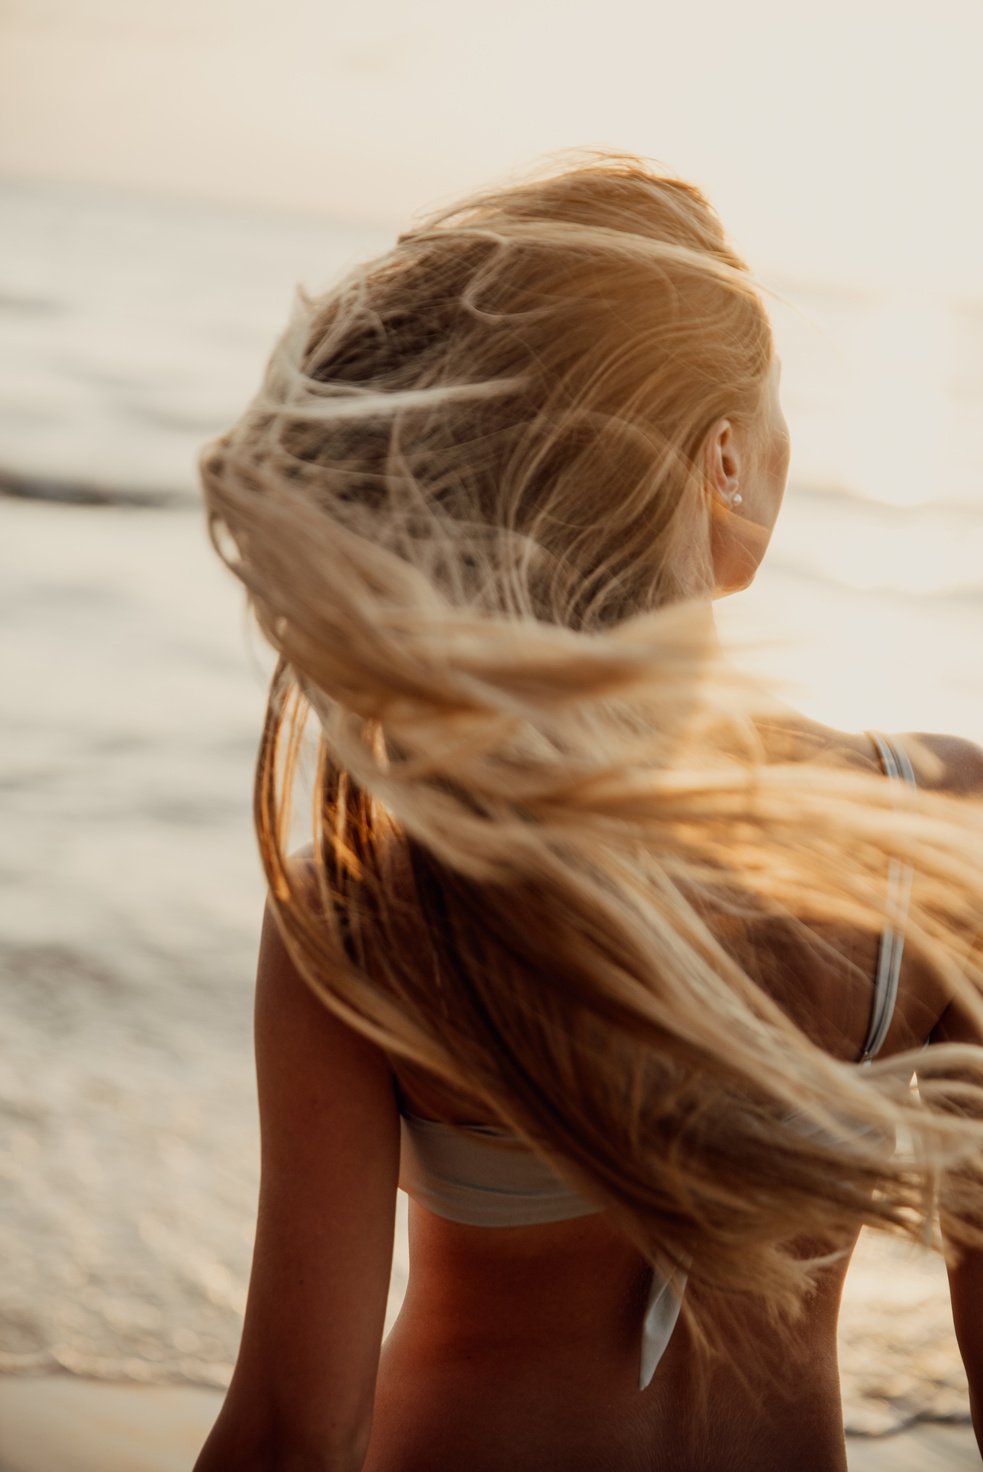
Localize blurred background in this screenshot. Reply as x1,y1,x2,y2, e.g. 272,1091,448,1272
2,0,982,1450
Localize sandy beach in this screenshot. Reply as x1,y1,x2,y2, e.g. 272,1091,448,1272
0,1376,978,1472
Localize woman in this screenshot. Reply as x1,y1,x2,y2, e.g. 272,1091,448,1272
194,155,983,1472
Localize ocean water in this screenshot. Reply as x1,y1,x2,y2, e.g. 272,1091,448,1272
1,176,981,1434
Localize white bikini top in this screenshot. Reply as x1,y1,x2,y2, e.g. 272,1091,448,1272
398,731,918,1388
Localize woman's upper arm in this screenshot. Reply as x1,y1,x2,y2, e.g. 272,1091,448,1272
195,898,400,1472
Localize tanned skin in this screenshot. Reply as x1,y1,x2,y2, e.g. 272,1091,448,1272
194,723,983,1472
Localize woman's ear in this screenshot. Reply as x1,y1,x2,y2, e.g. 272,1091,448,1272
703,418,743,509
705,418,771,596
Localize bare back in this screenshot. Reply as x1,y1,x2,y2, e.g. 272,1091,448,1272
366,721,979,1472
194,721,983,1472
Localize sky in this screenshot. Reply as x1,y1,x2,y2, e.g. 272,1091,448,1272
2,0,983,293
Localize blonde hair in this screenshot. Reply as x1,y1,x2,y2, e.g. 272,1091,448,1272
200,153,983,1320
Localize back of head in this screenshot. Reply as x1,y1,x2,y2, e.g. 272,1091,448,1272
200,153,983,1324
220,158,771,635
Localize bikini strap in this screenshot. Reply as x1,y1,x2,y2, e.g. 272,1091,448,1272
859,732,917,1063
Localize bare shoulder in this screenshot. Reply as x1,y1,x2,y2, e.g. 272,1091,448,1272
899,731,983,795
753,706,983,796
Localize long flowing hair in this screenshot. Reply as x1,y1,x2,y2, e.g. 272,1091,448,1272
200,153,983,1318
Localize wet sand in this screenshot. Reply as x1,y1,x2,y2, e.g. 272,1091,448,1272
0,1377,978,1471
